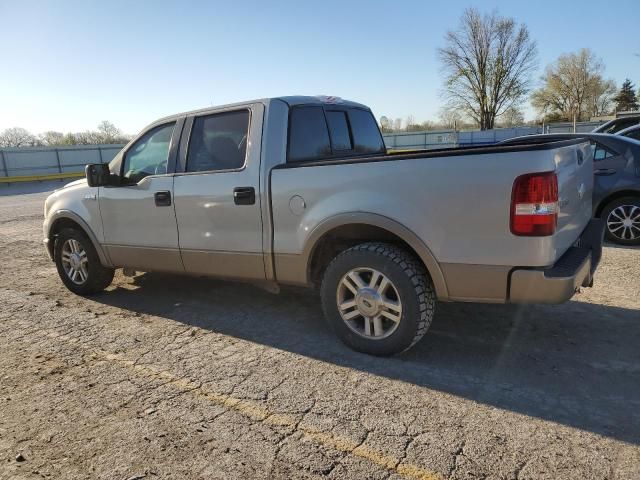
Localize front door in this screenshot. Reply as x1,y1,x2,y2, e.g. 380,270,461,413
99,121,184,272
173,105,265,280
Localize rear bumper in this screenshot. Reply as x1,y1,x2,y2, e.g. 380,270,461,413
508,219,604,304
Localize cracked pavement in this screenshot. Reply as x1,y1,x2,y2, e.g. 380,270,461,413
0,182,639,479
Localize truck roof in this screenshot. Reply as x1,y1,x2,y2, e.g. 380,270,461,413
151,96,370,127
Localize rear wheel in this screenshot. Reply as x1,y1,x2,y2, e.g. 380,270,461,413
602,197,640,246
320,242,435,356
54,228,114,295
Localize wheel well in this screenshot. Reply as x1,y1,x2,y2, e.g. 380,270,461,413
308,224,428,287
47,218,86,257
595,190,640,217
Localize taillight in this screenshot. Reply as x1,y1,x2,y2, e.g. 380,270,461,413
510,172,558,236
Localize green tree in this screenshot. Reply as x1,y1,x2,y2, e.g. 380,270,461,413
613,79,639,112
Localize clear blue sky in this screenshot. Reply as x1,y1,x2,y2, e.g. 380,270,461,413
1,0,638,134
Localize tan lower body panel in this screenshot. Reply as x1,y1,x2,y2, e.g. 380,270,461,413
104,245,185,273
180,250,266,281
275,254,512,303
273,253,308,286
440,263,511,303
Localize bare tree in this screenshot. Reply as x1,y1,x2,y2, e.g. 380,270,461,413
0,127,38,147
438,106,463,129
405,115,417,131
96,120,128,143
497,106,525,127
438,8,538,130
39,131,66,146
531,49,616,121
379,116,393,133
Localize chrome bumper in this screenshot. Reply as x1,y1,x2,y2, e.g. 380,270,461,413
508,219,604,304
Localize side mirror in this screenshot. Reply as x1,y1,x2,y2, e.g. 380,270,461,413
85,163,110,187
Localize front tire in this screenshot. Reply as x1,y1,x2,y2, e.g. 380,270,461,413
54,228,114,295
320,242,435,356
601,197,640,246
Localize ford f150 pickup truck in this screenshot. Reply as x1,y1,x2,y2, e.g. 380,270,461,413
43,96,603,355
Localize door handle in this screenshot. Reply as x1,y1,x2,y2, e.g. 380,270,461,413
594,168,616,176
233,187,255,205
154,190,172,206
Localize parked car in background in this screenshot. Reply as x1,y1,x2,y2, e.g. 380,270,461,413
43,96,602,356
502,133,640,245
592,115,640,134
617,124,640,142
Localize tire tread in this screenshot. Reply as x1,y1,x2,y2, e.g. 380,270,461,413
322,242,436,354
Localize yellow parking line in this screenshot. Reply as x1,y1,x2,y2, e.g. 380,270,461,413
40,328,441,480
0,172,84,183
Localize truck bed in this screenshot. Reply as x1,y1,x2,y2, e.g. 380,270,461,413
269,138,593,302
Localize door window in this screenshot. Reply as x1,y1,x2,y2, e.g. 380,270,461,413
186,110,250,172
591,143,615,161
122,123,175,183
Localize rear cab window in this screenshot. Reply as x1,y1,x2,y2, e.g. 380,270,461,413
287,105,385,163
347,109,385,154
325,111,352,151
287,106,331,162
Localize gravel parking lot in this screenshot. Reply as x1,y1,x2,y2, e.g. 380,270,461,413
1,182,639,480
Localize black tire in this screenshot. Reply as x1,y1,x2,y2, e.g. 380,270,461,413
320,242,436,356
54,228,114,295
601,196,640,246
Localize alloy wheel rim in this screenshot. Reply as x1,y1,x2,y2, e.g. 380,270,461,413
61,239,89,285
607,205,640,241
336,267,402,340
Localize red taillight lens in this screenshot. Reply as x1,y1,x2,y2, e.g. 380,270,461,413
510,172,558,236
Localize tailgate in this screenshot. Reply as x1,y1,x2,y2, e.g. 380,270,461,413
552,141,594,258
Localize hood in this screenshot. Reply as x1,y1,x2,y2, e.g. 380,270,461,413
55,178,87,191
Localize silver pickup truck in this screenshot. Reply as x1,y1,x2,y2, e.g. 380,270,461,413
43,96,603,355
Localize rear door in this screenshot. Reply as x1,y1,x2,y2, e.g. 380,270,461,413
173,104,266,280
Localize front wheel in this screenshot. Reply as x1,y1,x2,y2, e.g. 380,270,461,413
320,242,436,356
54,228,114,295
602,197,640,246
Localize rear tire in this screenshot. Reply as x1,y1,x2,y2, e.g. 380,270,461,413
320,242,435,356
54,228,114,295
601,197,640,246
